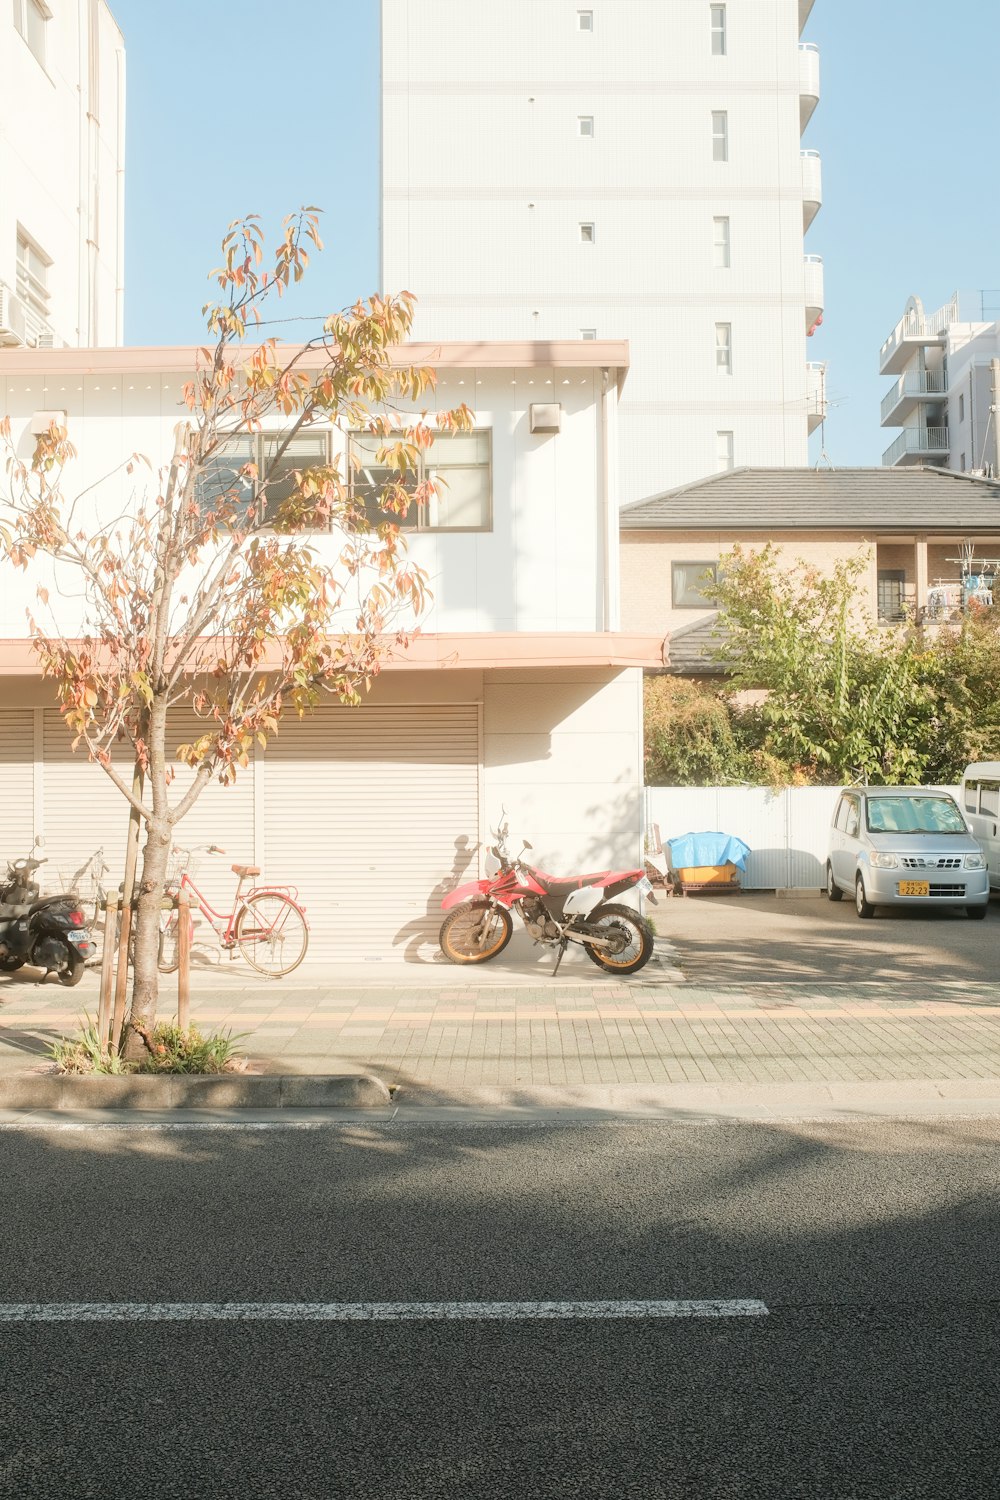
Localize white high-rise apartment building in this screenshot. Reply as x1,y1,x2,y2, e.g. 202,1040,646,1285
1,0,125,349
381,0,825,505
879,290,1000,476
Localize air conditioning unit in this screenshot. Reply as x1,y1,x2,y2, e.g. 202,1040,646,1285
32,330,55,350
0,285,28,347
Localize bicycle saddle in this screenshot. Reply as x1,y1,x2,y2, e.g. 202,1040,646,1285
231,864,260,878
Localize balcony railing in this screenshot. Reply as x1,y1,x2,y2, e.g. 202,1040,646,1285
880,372,948,423
879,294,958,371
881,427,949,466
798,42,820,129
800,149,822,229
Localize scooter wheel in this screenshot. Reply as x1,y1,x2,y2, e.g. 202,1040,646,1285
0,956,25,973
55,949,85,987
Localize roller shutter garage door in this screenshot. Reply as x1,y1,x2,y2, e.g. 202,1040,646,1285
0,711,36,870
41,710,255,917
261,704,480,962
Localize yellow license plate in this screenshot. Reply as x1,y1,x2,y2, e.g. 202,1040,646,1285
898,880,930,897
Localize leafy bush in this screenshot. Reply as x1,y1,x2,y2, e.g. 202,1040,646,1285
136,1022,248,1075
644,675,749,786
49,1016,247,1075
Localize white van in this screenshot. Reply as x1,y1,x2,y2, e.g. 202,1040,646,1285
960,764,1000,891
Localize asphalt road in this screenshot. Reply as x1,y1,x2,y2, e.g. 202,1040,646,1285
3,1116,1000,1497
660,889,1000,984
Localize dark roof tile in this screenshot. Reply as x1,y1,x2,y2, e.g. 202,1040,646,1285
621,466,1000,531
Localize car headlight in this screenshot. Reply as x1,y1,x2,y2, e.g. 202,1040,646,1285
964,853,987,870
869,852,898,869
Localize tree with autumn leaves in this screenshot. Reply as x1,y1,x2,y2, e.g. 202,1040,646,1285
0,209,469,1057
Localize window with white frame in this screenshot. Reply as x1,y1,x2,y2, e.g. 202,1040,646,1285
579,221,596,243
580,328,597,341
349,429,492,532
716,431,734,471
577,9,593,29
712,110,729,162
672,561,719,609
15,230,49,319
710,5,727,54
715,322,732,373
13,0,47,65
712,215,731,268
577,115,595,138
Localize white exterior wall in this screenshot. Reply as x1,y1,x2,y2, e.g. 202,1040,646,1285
1,0,125,347
0,358,617,636
381,0,818,505
944,325,1000,476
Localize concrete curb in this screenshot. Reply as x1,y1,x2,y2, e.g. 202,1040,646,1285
0,1073,392,1111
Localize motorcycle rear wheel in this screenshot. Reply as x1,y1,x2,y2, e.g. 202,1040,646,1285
53,942,85,987
582,904,654,975
439,901,513,964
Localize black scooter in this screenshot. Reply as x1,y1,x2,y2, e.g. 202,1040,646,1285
0,846,94,988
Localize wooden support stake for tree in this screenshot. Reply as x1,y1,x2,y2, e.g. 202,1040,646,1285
177,892,191,1032
97,895,118,1053
110,899,132,1056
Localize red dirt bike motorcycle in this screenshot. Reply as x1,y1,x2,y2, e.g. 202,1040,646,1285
439,821,657,975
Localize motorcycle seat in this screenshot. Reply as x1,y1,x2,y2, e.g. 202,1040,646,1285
528,867,641,898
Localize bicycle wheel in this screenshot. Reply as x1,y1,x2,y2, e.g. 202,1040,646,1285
156,908,193,975
234,893,309,977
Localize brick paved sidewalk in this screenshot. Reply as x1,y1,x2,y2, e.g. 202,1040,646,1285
4,968,1000,1093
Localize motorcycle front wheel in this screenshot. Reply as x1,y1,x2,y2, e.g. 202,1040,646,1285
582,904,655,975
439,901,514,964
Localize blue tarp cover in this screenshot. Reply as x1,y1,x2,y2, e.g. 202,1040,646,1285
666,830,751,871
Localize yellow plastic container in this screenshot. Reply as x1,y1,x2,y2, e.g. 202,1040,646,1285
675,862,739,885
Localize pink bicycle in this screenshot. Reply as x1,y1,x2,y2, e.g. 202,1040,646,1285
157,844,309,978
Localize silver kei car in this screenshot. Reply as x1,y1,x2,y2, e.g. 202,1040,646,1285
826,786,990,920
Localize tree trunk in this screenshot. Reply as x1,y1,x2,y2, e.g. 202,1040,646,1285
122,818,171,1062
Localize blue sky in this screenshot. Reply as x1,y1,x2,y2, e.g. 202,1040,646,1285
111,0,1000,468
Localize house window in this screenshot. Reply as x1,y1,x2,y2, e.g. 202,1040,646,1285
716,431,734,471
15,230,49,319
959,393,966,422
672,560,719,609
349,428,492,532
712,215,731,268
877,569,907,622
580,328,597,340
579,221,596,243
710,4,727,54
13,0,47,65
577,9,593,29
712,110,729,161
577,115,595,138
715,322,732,373
195,432,330,527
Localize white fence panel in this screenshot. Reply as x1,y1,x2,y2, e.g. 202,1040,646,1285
786,787,841,888
646,785,836,890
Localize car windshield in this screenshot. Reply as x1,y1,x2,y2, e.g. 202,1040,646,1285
865,795,967,835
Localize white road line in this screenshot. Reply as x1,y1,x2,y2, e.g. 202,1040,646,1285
0,1299,768,1323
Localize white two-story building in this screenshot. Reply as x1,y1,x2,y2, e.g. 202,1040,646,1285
0,341,659,961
